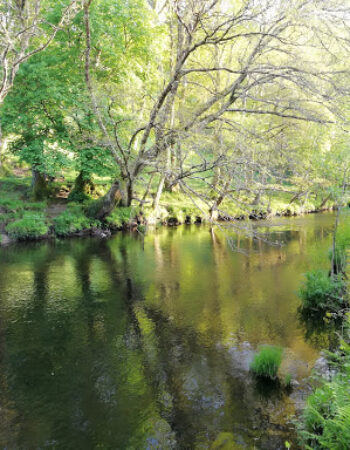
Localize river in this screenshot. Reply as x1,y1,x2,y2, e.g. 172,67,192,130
0,213,336,449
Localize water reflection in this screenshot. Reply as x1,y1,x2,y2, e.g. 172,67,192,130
0,213,337,448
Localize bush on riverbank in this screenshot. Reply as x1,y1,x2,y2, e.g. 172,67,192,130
299,270,347,313
54,206,100,236
5,212,49,239
105,206,138,229
250,345,283,379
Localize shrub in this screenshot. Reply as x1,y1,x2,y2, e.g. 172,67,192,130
5,212,48,240
67,190,90,203
298,344,350,449
299,270,346,311
250,345,283,379
105,206,137,228
54,206,100,236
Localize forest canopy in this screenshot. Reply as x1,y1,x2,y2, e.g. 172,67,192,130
1,0,350,224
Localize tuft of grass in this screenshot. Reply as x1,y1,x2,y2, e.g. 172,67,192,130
284,373,292,388
250,345,283,380
54,206,100,236
5,212,49,240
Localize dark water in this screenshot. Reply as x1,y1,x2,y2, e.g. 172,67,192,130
0,213,337,449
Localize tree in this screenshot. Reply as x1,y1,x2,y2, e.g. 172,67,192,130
0,0,81,104
83,0,350,219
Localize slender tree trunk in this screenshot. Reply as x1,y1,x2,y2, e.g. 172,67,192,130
331,170,348,276
320,193,332,209
153,175,165,210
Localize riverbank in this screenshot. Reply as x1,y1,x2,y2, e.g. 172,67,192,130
0,175,337,245
296,211,350,448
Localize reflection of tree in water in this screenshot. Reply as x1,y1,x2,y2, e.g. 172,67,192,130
298,308,340,352
105,235,296,449
1,240,157,449
0,222,332,449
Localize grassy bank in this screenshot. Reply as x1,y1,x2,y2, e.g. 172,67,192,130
0,174,337,244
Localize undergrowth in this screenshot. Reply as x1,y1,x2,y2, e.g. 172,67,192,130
5,212,49,239
299,270,347,312
105,206,138,228
54,205,100,236
297,341,350,449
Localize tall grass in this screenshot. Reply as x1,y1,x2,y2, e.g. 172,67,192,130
250,345,283,380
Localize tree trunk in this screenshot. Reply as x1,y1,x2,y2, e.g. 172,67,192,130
253,191,262,206
31,168,49,200
88,177,134,220
331,169,347,276
120,179,133,207
69,171,95,202
153,176,165,210
88,181,122,220
320,193,332,209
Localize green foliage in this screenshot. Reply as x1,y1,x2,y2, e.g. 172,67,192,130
105,206,137,228
250,346,283,380
67,189,91,204
0,197,23,212
298,343,350,449
5,212,49,240
329,217,350,274
299,270,346,311
329,245,347,274
284,373,292,388
0,197,46,213
54,206,100,236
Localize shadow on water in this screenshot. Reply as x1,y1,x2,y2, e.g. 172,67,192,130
0,212,339,449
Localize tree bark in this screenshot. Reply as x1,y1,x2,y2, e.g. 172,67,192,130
153,176,165,210
69,171,95,201
31,168,49,201
88,181,122,220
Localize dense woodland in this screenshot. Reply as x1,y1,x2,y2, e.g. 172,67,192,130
1,1,350,449
0,0,350,238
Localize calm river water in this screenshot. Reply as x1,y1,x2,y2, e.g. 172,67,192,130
0,213,337,449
